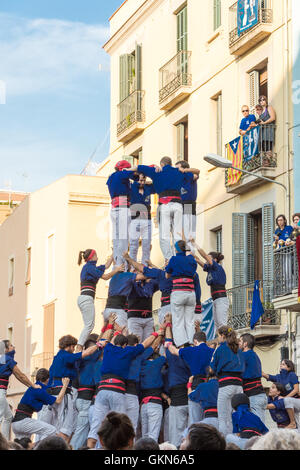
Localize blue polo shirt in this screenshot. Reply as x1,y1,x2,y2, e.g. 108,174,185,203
165,253,197,278
268,369,299,396
189,379,219,409
80,261,105,283
232,404,269,435
78,350,102,386
180,173,198,202
242,350,262,379
106,170,135,199
0,350,17,377
143,267,172,296
268,396,290,426
127,347,153,383
166,348,190,388
275,226,293,241
48,350,83,387
101,342,144,380
20,381,56,411
137,164,187,196
130,182,155,207
210,342,245,376
140,356,166,390
179,343,214,376
108,272,137,297
203,261,226,286
239,114,256,131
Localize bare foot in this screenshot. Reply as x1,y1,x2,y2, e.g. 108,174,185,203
286,422,297,429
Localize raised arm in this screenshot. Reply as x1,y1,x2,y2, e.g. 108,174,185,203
141,326,165,349
190,240,212,265
101,264,124,281
123,252,145,273
12,365,36,389
55,378,70,404
105,254,114,270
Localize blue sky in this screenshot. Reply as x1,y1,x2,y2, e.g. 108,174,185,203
0,0,124,192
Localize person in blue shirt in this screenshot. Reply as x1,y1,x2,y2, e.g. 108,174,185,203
0,339,39,440
168,329,213,426
262,359,299,398
129,173,156,265
239,105,256,136
163,318,190,448
87,322,162,449
239,333,267,424
125,334,154,434
225,393,268,450
187,369,219,431
140,333,166,443
128,156,198,261
70,335,103,450
77,248,123,351
209,326,245,437
267,382,297,429
11,368,70,442
191,240,229,332
274,214,294,246
175,160,200,253
165,240,197,347
106,160,136,266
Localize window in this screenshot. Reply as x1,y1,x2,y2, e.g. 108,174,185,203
177,6,188,52
8,257,14,296
213,0,221,31
249,64,268,113
216,228,222,252
25,246,31,285
119,44,142,102
43,303,55,355
176,120,188,162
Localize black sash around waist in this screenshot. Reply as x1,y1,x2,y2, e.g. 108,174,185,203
80,280,97,299
159,190,181,205
106,295,127,310
218,372,243,388
98,374,126,394
243,377,264,397
0,375,9,390
182,201,196,216
141,388,163,406
126,380,138,396
127,296,152,319
195,303,202,314
172,276,195,293
77,385,96,401
204,407,218,418
210,284,227,301
240,427,263,439
161,293,171,307
12,403,35,422
130,205,151,220
192,375,206,391
170,384,188,407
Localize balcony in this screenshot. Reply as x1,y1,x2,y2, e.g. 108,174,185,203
225,124,277,195
227,281,281,337
229,0,273,56
273,244,300,311
159,50,192,111
31,352,54,379
117,90,145,143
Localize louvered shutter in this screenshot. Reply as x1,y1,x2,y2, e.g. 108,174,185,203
247,215,255,283
214,0,222,31
262,203,274,302
232,213,249,321
249,70,260,114
217,94,222,156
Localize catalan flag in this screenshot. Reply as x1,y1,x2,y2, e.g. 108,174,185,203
226,136,243,186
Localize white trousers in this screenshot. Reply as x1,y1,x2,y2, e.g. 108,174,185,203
12,417,57,441
0,389,12,440
171,290,196,347
129,218,152,265
111,207,130,266
159,203,183,261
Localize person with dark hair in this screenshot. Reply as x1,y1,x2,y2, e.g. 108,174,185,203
187,369,219,430
209,326,245,437
239,333,267,424
239,105,256,136
97,411,135,450
129,173,156,265
163,317,190,447
257,95,276,157
39,334,101,442
225,393,268,450
129,157,198,261
168,329,213,426
175,160,200,253
134,437,160,450
0,339,39,440
267,382,297,429
181,423,226,451
70,336,103,450
139,331,167,443
274,215,293,246
87,324,162,448
14,437,33,450
165,240,197,347
191,240,228,331
106,160,136,267
262,359,299,398
77,249,123,351
11,369,70,442
34,435,70,450
292,213,300,229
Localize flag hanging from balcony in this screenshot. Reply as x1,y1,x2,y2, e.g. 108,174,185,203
243,126,261,162
200,298,215,341
250,280,265,330
226,136,243,186
296,236,300,302
237,0,259,36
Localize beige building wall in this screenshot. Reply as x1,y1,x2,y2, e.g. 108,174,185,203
100,0,295,375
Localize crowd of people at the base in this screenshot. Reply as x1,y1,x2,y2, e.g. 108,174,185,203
1,315,300,451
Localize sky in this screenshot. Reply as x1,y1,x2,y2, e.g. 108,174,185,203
0,0,125,192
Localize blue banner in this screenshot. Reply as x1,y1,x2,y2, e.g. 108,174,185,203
200,298,215,341
237,0,259,36
250,280,265,329
243,126,260,162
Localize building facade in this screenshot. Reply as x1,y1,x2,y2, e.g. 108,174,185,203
100,0,298,378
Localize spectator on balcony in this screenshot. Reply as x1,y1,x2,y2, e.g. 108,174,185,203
239,106,256,136
262,359,299,398
258,95,276,156
274,215,293,246
292,213,300,229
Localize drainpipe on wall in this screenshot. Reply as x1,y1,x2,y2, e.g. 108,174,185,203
284,0,291,220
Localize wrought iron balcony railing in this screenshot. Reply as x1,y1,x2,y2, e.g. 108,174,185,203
274,244,299,298
225,123,277,187
227,280,280,331
117,90,145,136
229,0,273,48
31,352,54,377
159,50,192,104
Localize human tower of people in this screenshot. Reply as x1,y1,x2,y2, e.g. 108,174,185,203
1,157,300,450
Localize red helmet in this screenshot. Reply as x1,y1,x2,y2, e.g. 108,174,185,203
115,160,132,171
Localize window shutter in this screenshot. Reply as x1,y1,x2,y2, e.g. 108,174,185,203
232,213,249,319
214,0,221,31
247,216,255,283
249,70,260,114
135,44,142,91
177,6,188,52
177,123,185,161
262,203,274,302
119,54,127,103
217,94,222,156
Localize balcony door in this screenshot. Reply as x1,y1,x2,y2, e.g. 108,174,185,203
177,6,188,78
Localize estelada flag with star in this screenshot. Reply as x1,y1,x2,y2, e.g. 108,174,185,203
226,136,243,186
